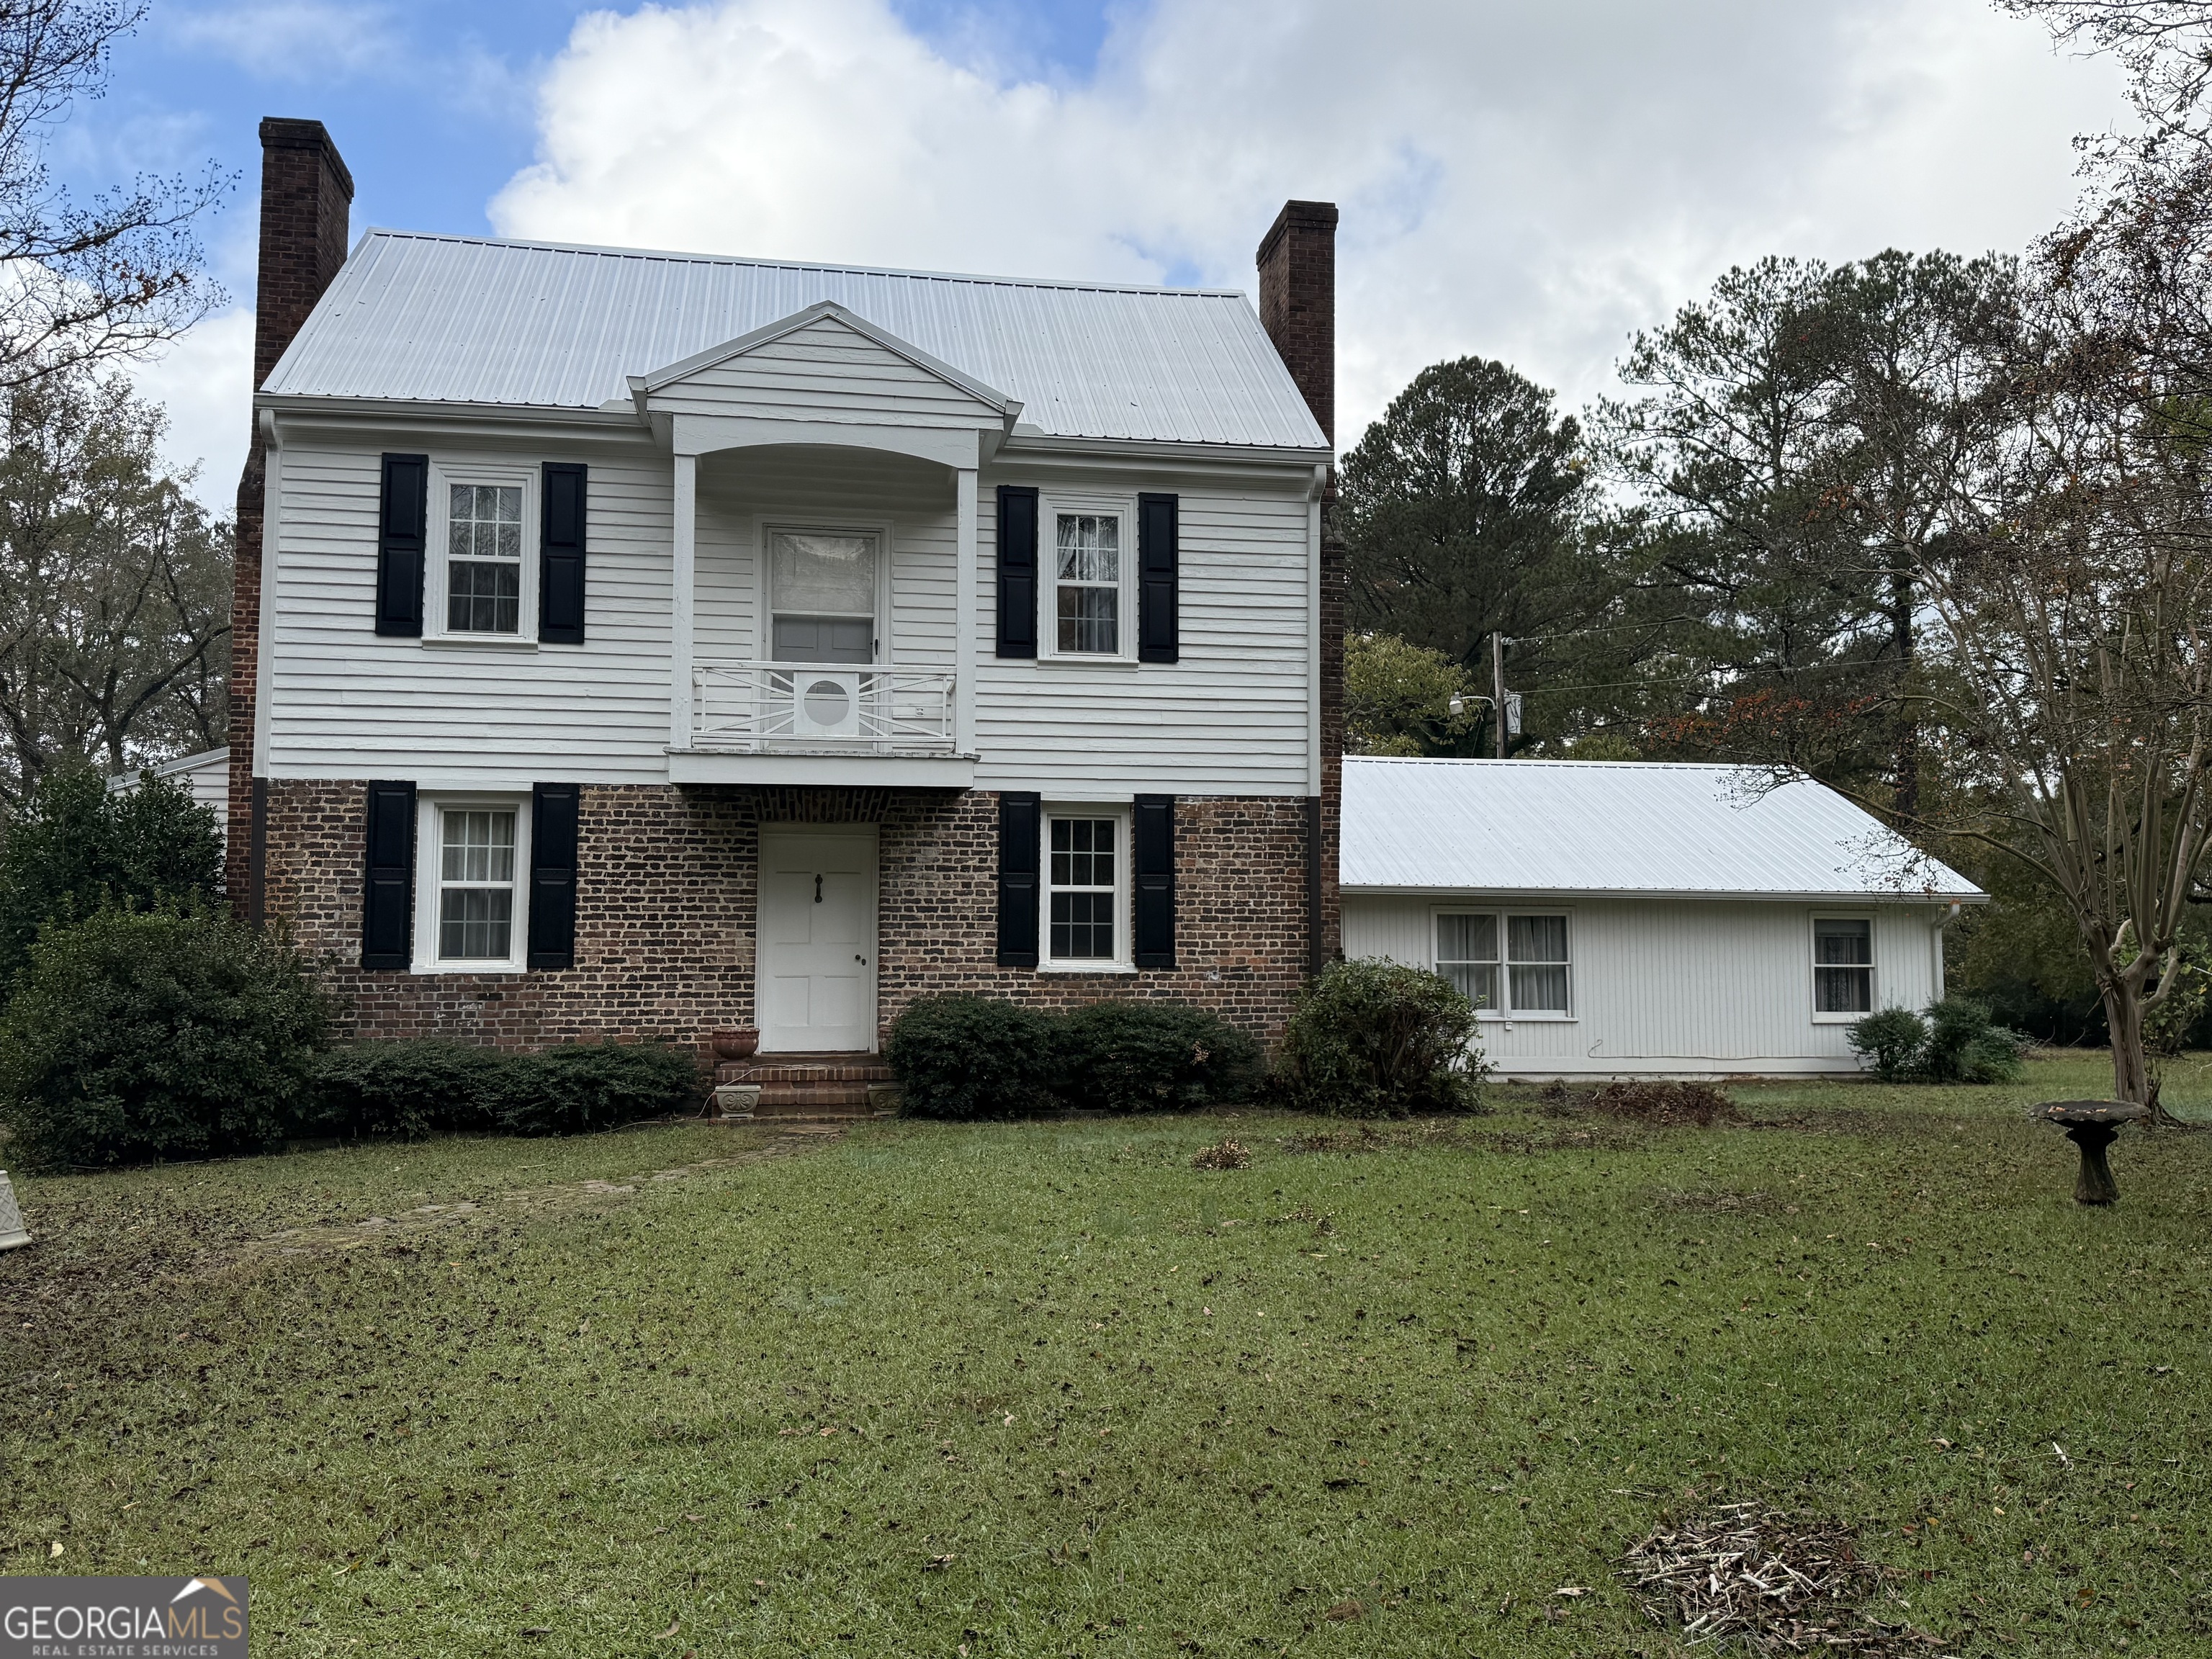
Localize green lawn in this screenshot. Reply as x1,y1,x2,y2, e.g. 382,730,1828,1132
3,1053,2208,1658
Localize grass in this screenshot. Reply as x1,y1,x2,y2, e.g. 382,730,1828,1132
2,1052,2208,1658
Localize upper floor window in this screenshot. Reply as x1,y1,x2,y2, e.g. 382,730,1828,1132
448,484,523,633
1056,512,1121,654
1813,917,1873,1017
1435,909,1571,1017
769,529,878,663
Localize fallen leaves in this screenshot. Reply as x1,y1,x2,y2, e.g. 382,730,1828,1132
1192,1139,1249,1171
1324,1599,1362,1621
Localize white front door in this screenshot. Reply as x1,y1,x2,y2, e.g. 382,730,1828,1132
757,827,878,1052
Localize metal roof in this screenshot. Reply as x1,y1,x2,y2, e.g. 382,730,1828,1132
261,230,1331,451
1341,758,1984,901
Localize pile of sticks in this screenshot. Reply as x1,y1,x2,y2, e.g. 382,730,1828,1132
1619,1503,1946,1653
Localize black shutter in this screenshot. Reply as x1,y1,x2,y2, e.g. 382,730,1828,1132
1137,492,1179,664
539,463,588,644
527,782,580,970
996,485,1038,659
996,791,1041,968
375,454,428,637
1133,794,1176,969
360,780,416,969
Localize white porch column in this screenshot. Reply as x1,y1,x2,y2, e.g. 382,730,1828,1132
669,451,698,753
954,463,979,755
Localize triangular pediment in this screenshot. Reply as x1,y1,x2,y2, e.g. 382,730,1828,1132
631,300,1019,428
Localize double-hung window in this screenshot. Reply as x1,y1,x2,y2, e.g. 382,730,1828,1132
1045,810,1128,967
768,529,879,663
1435,910,1571,1017
431,464,536,640
413,796,531,972
1044,498,1132,658
1812,917,1874,1016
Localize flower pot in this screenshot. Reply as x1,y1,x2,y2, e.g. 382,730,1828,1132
711,1027,760,1061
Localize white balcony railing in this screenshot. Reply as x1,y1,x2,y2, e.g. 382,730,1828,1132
691,660,957,755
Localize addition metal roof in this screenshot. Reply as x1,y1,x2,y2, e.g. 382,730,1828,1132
1341,758,1984,902
260,230,1331,451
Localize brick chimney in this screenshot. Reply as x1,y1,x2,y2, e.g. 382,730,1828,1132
1256,199,1337,445
1256,198,1343,973
228,118,354,919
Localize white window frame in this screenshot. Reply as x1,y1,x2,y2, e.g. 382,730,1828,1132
753,518,893,666
1431,907,1574,1020
1040,804,1134,972
410,793,533,974
1039,492,1137,663
1810,913,1876,1022
426,459,538,645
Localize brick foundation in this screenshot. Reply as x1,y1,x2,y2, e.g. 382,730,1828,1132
266,782,1315,1053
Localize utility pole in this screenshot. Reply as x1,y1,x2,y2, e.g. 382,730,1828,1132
1491,632,1509,760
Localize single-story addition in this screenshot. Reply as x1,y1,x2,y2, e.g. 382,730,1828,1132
1339,757,1986,1079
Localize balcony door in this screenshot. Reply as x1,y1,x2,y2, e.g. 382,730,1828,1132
768,529,879,664
757,825,878,1053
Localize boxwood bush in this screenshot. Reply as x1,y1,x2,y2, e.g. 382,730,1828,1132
0,906,331,1169
1272,958,1483,1117
1847,998,2026,1084
493,1041,704,1136
1053,999,1261,1113
885,994,1056,1119
305,1038,703,1140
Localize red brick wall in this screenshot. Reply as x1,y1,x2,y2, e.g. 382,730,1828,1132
264,781,1315,1051
228,120,355,913
1256,199,1337,446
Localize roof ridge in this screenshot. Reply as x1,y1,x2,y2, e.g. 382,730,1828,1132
356,227,1253,302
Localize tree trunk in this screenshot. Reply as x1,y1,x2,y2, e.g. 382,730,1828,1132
2103,981,2150,1105
1890,566,1918,822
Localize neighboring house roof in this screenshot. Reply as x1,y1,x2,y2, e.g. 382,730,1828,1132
261,230,1331,451
1341,757,1984,902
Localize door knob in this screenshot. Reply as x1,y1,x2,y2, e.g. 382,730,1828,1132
855,955,867,964
814,873,823,904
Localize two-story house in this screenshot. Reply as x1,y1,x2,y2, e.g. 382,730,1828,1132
225,120,1344,1072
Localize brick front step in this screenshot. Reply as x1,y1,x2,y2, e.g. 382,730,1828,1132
715,1051,893,1087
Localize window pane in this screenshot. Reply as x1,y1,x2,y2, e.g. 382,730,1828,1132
1049,891,1115,959
1508,914,1569,963
1814,918,1872,966
771,615,872,663
1056,585,1119,654
1510,963,1570,1012
1443,961,1499,1011
1815,965,1874,1014
1056,514,1120,583
1437,912,1498,963
441,810,516,884
773,533,877,616
448,559,521,633
439,886,513,960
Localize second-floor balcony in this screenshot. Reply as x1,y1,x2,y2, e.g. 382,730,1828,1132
690,660,958,757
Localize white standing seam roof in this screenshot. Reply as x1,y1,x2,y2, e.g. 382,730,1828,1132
260,230,1331,451
1341,758,1984,902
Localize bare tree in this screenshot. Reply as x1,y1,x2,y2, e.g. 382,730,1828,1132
0,0,227,382
0,371,228,800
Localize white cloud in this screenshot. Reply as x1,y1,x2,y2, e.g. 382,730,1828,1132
493,0,2128,443
166,0,406,82
130,307,254,502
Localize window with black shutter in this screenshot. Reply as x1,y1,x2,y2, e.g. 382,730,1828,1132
996,791,1041,967
528,783,580,968
1136,492,1178,664
1132,794,1175,968
539,464,588,644
996,485,1038,658
360,780,417,968
375,454,428,637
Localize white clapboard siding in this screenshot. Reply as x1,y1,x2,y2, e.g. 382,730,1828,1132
973,469,1313,796
1342,894,1948,1077
694,446,956,665
265,436,678,783
649,317,1006,429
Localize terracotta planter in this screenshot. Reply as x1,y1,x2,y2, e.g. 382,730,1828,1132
710,1027,761,1062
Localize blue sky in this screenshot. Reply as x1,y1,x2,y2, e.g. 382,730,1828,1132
68,0,2128,502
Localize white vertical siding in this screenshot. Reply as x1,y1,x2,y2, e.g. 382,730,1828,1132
1341,894,1951,1077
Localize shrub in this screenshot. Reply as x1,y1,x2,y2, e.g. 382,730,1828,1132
885,995,1056,1120
1847,1007,1928,1082
1920,997,2028,1084
304,1040,506,1139
1272,958,1483,1118
0,906,331,1169
493,1041,704,1136
1053,1000,1262,1114
0,764,223,988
